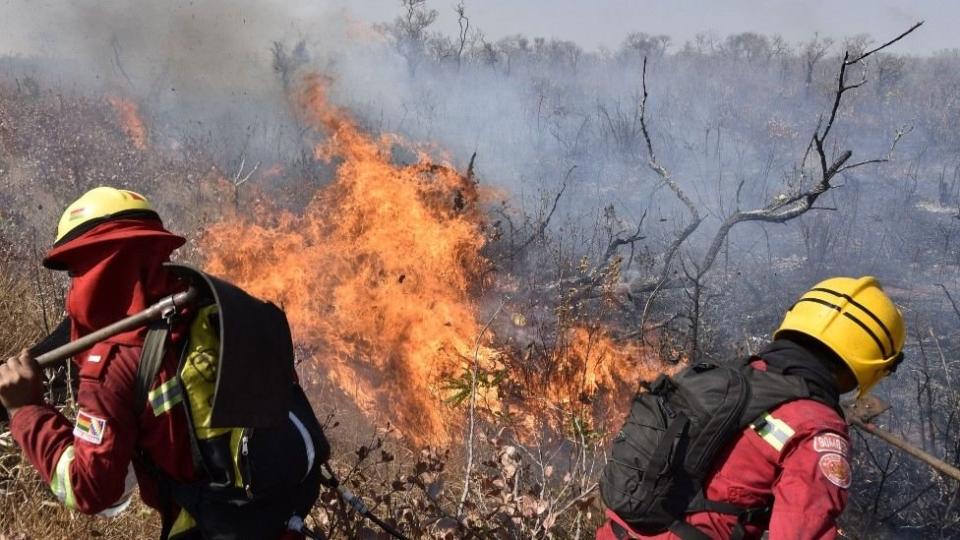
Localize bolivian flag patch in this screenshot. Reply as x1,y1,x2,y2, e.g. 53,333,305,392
74,411,107,445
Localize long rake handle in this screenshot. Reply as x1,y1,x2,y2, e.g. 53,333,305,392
851,417,960,482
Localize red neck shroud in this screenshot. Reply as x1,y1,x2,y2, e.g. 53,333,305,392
45,219,186,344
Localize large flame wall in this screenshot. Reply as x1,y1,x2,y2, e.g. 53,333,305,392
201,74,666,445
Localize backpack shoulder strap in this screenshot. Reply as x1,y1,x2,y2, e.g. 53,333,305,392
134,321,171,418
668,520,712,540
738,365,814,428
742,345,843,414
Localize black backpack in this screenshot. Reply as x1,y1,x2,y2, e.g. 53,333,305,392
599,358,838,540
134,265,331,540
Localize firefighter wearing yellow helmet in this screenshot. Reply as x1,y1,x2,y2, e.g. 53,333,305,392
598,276,905,539
1,186,328,540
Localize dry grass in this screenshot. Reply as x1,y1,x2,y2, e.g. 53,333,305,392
0,445,159,539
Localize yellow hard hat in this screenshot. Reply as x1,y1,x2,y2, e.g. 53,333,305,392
775,276,905,397
53,186,157,246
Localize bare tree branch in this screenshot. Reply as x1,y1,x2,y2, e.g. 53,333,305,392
836,158,887,174
233,154,261,187
638,58,701,230
698,149,850,274
599,211,646,267
455,1,470,71
465,151,477,182
110,35,135,89
848,21,924,65
513,167,573,254
696,22,923,279
458,301,504,519
632,56,704,322
938,284,960,323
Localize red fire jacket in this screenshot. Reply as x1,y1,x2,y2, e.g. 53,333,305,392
10,339,196,527
596,365,851,540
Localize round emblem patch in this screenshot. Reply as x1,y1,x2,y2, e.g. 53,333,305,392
818,453,852,488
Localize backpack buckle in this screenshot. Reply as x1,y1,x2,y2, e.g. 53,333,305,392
739,504,772,526
160,305,177,325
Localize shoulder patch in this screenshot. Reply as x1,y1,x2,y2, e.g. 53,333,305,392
813,433,849,457
74,410,107,445
79,343,115,380
818,453,852,488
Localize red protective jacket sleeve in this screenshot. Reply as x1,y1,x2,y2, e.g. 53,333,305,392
8,403,72,481
10,343,139,515
768,429,850,540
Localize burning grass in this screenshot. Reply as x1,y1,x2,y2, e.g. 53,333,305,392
106,97,148,150
201,74,672,447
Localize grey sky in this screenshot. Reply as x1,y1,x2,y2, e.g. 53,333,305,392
0,0,950,60
335,0,950,55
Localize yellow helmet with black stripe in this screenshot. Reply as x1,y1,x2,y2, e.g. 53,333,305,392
775,276,905,397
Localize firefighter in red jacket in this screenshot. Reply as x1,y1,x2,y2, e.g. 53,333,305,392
597,277,905,540
0,187,315,539
0,187,201,536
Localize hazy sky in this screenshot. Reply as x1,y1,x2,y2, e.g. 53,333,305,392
0,0,951,60
335,0,950,55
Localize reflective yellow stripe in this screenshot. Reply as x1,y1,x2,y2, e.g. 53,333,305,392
148,377,183,416
169,508,198,538
750,413,796,452
50,445,77,509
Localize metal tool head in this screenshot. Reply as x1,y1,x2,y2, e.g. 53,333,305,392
843,394,891,424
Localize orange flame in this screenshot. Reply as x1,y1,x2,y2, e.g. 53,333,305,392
200,74,670,445
202,74,497,444
107,96,148,150
537,327,677,433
